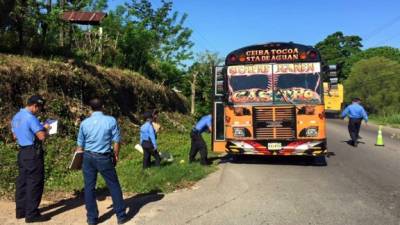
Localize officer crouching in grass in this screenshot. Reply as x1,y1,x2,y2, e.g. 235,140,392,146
11,95,50,223
189,114,212,165
140,111,161,169
75,98,128,225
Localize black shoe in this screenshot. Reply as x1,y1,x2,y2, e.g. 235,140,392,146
25,214,50,223
353,142,358,147
16,213,25,219
200,160,212,166
117,216,130,224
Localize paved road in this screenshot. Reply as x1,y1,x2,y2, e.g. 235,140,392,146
1,119,400,225
129,119,400,225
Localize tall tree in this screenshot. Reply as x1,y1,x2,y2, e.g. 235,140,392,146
345,56,400,114
185,51,222,116
315,31,362,80
343,46,400,76
126,0,193,67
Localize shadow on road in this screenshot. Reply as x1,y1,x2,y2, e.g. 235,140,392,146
98,190,164,223
39,188,164,224
218,155,330,167
341,140,366,147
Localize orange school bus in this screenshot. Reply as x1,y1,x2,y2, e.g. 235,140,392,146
212,42,327,156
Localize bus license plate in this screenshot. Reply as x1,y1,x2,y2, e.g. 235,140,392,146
268,143,282,151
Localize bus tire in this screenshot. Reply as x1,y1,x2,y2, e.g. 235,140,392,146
313,155,327,166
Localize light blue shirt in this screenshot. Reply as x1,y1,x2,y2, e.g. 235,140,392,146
11,108,44,146
341,103,368,122
140,121,157,149
77,111,120,153
195,114,212,134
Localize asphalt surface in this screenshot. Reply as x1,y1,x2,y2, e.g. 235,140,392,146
1,119,400,225
128,119,400,225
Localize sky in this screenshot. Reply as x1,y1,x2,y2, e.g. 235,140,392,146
108,0,400,59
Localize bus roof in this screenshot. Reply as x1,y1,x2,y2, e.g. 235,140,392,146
225,42,321,66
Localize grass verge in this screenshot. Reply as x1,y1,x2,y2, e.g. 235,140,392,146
0,131,217,199
369,114,400,128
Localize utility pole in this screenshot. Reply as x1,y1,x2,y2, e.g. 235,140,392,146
190,71,198,115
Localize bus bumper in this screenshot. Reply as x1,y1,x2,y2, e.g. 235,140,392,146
226,140,327,156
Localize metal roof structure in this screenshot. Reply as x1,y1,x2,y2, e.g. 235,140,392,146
61,11,107,25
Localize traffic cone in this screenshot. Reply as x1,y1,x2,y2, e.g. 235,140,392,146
375,125,384,146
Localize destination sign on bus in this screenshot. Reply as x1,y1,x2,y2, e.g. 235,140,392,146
274,63,320,74
228,64,272,76
243,48,300,63
227,63,320,76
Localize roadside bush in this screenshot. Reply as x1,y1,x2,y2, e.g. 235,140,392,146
345,56,400,115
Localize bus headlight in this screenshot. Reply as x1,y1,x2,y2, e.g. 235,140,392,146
305,127,318,137
233,127,250,137
300,127,319,137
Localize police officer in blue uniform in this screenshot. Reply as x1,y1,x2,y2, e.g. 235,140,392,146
75,98,128,225
341,97,368,147
189,114,212,165
11,95,50,223
140,111,161,169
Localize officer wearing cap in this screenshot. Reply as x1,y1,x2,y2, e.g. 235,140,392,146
341,97,368,147
11,95,50,223
189,114,212,165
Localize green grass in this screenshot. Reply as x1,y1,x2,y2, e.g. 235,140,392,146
0,131,217,198
369,114,400,128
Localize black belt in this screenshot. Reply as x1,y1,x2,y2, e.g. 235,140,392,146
19,145,34,149
192,129,200,134
86,151,112,156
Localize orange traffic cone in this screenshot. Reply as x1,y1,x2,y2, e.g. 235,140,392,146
375,126,384,146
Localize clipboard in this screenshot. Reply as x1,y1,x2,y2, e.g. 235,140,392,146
69,151,83,170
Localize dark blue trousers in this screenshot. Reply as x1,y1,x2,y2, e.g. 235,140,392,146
82,151,127,224
15,145,44,219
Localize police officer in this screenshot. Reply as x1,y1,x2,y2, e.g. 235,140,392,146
189,114,212,165
75,98,128,225
140,111,161,169
341,97,368,147
11,95,50,223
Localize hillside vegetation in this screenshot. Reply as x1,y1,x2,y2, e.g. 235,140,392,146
0,53,188,142
0,54,217,198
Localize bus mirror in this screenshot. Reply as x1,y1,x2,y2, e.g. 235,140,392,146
328,64,337,77
329,77,338,85
214,66,225,96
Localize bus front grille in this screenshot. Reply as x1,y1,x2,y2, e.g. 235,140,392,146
253,106,296,139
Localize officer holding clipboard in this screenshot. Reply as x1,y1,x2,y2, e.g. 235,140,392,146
11,95,50,223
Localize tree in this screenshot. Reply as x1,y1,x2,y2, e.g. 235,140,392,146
126,0,193,67
0,0,16,27
184,51,222,116
345,56,400,115
315,31,362,80
343,46,400,76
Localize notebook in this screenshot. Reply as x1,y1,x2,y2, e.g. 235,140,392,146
69,151,83,170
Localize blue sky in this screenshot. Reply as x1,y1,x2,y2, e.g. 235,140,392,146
108,0,400,58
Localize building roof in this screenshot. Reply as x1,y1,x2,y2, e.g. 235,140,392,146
61,11,107,25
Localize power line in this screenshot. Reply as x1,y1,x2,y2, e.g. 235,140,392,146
371,31,400,47
364,15,400,42
185,20,218,53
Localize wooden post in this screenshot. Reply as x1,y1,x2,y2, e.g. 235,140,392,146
190,72,198,115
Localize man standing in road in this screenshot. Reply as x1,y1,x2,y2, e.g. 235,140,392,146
75,98,128,225
11,95,50,223
189,114,212,165
341,98,368,147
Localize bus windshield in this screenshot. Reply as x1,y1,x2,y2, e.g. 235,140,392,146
229,74,272,103
227,63,322,104
274,73,321,104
